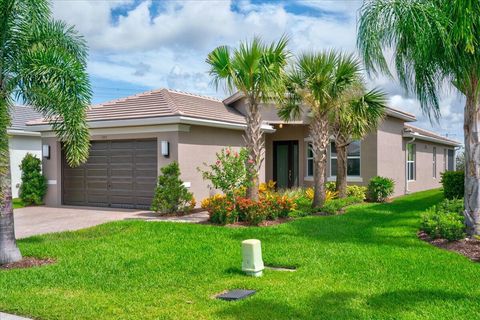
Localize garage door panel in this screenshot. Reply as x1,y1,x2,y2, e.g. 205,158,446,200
63,139,157,209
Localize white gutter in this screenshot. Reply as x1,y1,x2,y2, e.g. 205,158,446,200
7,129,41,137
403,132,461,147
27,115,276,133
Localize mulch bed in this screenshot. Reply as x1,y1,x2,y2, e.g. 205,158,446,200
225,217,293,228
0,257,56,270
418,231,480,262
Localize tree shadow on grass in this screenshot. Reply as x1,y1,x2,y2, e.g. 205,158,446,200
215,288,474,320
283,190,444,249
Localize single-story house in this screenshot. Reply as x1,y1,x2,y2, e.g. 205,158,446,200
28,89,461,209
8,105,42,198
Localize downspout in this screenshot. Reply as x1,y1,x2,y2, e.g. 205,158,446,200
405,136,416,195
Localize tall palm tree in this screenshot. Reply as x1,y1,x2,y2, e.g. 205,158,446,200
279,51,361,208
358,0,480,235
0,0,91,264
206,36,290,201
330,86,386,198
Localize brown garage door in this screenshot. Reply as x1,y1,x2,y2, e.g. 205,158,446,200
62,139,157,209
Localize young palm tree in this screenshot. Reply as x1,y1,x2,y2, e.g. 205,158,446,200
0,0,91,264
330,86,386,198
206,36,290,201
279,51,361,208
358,0,480,235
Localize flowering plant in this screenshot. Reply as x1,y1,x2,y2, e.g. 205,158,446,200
198,147,252,200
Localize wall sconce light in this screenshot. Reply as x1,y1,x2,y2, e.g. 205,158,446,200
42,145,50,159
161,141,169,157
278,123,283,129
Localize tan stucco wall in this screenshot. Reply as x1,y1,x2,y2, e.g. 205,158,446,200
376,117,406,196
177,125,248,202
41,129,181,207
376,116,454,197
405,141,451,194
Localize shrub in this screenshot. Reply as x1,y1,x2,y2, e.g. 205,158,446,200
441,171,464,199
325,182,336,192
201,194,237,225
19,153,47,205
321,196,363,215
421,198,465,241
346,185,367,200
236,197,268,225
367,176,395,202
199,147,251,199
325,182,365,200
151,162,194,214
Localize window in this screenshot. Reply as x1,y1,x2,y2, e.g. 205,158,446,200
444,148,447,170
447,149,455,171
330,141,361,177
433,147,437,178
407,143,416,181
306,143,314,177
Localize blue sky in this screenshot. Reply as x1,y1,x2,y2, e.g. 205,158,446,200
51,0,464,142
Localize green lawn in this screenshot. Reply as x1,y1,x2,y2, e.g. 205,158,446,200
1,189,479,319
12,198,25,209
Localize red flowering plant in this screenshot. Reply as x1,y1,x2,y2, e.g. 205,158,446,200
198,147,252,201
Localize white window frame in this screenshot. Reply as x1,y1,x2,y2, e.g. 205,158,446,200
407,143,416,181
306,142,314,179
433,147,437,179
329,140,362,181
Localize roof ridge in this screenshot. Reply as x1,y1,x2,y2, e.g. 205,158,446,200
90,87,166,109
165,88,222,102
161,89,184,115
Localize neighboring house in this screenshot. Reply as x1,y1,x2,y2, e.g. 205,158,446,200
28,89,460,209
8,105,42,198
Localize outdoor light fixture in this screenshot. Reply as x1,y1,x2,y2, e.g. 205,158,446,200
42,145,50,159
242,239,264,277
160,140,169,157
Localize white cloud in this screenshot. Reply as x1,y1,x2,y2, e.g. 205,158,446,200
51,0,464,141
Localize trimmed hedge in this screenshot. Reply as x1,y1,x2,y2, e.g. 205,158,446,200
440,170,464,199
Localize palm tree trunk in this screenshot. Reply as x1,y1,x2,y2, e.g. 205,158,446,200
335,137,349,198
311,113,329,208
0,99,22,264
244,98,263,201
464,81,480,236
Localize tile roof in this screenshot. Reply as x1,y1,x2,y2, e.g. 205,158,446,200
404,123,461,146
28,88,246,125
9,105,42,131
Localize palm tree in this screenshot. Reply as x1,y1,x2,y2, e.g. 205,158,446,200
279,51,361,208
330,86,386,198
206,36,290,201
357,0,480,235
0,0,91,264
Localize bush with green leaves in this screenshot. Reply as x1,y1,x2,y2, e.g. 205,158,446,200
440,170,464,199
325,182,366,200
199,147,251,199
321,196,363,215
151,162,194,214
421,198,465,241
19,153,47,205
367,176,395,202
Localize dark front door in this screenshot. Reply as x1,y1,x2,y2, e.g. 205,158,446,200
273,141,299,189
62,139,157,209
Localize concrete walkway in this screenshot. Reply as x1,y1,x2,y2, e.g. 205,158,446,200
0,312,31,320
14,206,209,239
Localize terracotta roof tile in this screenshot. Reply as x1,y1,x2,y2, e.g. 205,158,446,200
29,88,246,125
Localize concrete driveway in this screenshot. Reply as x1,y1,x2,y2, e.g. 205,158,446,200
13,206,209,239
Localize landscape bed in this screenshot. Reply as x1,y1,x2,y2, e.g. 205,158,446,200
1,189,480,319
